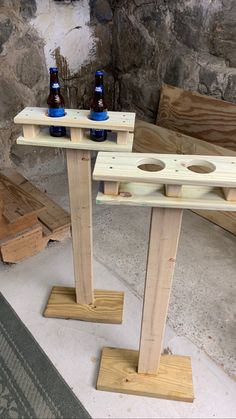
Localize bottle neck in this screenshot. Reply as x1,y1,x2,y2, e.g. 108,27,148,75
50,72,60,93
95,74,104,88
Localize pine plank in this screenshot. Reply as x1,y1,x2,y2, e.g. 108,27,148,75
96,182,236,211
16,128,134,152
0,212,39,241
97,347,193,402
157,84,236,151
0,224,46,263
93,152,236,188
0,169,70,234
44,287,124,324
0,173,44,223
138,208,183,374
66,149,93,305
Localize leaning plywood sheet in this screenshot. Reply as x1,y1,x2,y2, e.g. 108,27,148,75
133,119,236,235
157,84,236,151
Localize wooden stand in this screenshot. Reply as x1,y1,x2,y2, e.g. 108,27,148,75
93,152,236,401
14,107,135,323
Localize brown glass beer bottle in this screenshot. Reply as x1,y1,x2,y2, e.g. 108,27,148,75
47,67,66,137
90,70,108,141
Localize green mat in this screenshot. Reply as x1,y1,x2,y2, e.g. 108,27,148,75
0,293,91,419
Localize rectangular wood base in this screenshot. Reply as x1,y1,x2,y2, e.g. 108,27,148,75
97,347,194,402
44,286,124,324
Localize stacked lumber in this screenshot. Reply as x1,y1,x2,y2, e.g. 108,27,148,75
0,169,71,263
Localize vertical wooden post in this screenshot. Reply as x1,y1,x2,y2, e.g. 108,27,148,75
138,207,183,375
66,149,93,305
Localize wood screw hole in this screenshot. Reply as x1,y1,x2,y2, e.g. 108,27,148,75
109,167,113,169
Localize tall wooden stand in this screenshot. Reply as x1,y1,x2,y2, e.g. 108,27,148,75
14,107,135,323
93,152,236,401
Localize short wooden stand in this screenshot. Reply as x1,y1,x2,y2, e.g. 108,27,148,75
14,107,135,323
94,152,236,400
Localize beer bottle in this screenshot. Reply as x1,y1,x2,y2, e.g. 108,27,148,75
47,67,66,137
90,70,108,141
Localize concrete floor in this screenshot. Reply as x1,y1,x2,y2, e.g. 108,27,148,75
1,168,236,418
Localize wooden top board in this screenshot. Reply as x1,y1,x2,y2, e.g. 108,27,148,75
14,107,136,132
93,152,236,188
157,84,236,151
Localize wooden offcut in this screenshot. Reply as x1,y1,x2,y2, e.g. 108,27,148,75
157,84,236,151
44,286,124,324
0,169,71,263
0,173,44,223
97,347,194,402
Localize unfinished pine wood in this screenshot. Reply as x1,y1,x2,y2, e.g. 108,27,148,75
23,124,40,139
104,181,120,196
44,287,124,324
93,152,236,188
117,131,129,145
0,223,46,263
70,127,83,142
97,182,236,211
0,212,38,241
157,84,236,151
14,107,136,131
0,173,44,223
133,119,236,235
16,128,134,152
165,184,182,197
223,188,236,201
66,149,93,305
97,347,193,402
138,208,183,374
0,168,71,237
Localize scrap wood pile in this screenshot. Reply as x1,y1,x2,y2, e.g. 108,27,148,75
0,169,70,263
133,83,236,236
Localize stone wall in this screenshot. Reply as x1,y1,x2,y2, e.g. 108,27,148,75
112,0,236,120
1,0,236,171
0,0,113,172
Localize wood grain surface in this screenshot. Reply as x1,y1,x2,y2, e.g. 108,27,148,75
0,173,44,223
44,286,124,324
157,84,236,151
97,347,194,402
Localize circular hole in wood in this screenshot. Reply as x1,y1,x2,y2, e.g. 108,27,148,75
186,159,216,174
137,158,165,172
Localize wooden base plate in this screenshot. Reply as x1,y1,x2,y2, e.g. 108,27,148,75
97,347,194,402
44,286,124,324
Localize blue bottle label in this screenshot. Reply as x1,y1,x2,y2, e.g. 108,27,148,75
51,82,60,89
48,108,65,117
90,110,108,121
95,86,103,93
